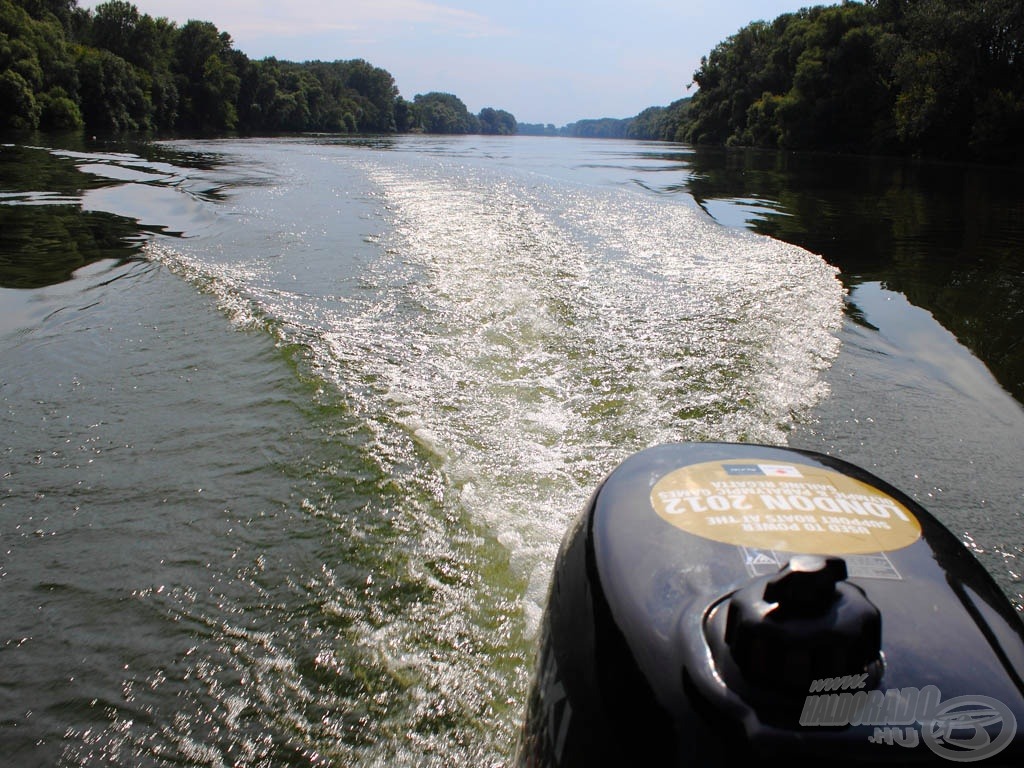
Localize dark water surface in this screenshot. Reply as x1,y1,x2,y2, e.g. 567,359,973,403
1,134,1021,767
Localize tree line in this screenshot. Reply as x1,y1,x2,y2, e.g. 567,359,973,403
518,99,693,141
0,0,516,135
531,0,1023,163
639,0,1023,162
3,0,1022,161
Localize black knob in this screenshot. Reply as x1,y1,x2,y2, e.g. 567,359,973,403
723,556,882,695
763,555,848,617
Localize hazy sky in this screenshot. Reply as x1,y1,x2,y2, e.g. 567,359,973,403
83,1,826,126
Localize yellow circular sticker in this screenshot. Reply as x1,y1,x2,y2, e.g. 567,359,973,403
650,459,922,555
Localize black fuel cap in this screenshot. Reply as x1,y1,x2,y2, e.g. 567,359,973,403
721,555,882,695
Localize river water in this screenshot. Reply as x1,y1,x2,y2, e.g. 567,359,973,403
1,135,1021,767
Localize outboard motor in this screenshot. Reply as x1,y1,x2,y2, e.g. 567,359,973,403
517,442,1024,766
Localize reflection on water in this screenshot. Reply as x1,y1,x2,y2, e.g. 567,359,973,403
0,139,234,290
843,282,1020,418
0,204,144,289
9,137,1018,406
684,146,1024,404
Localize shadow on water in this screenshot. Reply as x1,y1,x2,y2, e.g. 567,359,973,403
678,145,1024,405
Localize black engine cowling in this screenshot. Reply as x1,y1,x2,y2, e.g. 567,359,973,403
517,442,1024,766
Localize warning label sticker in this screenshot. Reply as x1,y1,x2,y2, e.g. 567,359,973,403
740,547,903,579
651,459,922,555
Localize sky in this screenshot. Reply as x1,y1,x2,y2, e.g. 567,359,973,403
81,1,828,127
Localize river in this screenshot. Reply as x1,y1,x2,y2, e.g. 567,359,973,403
1,134,1021,767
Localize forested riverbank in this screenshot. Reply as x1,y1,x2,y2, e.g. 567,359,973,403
0,0,515,136
2,1,1022,159
679,0,1024,162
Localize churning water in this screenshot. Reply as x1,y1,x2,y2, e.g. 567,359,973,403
1,136,1020,767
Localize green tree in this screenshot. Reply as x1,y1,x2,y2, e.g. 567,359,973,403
684,16,791,146
38,83,80,127
89,0,138,63
173,19,239,132
74,45,149,130
146,16,179,130
517,122,558,136
87,1,177,129
1,0,78,129
564,117,631,138
627,99,692,140
0,0,519,140
0,67,38,127
891,0,1024,159
478,106,516,134
412,91,479,134
393,95,413,132
336,58,397,132
679,0,1023,161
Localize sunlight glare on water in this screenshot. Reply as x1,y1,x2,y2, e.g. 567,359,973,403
5,136,1023,768
78,138,847,766
339,156,847,635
